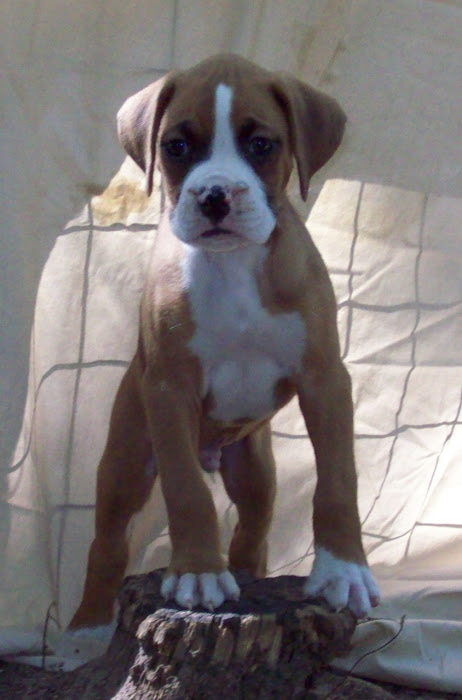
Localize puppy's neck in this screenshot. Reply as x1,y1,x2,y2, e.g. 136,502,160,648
181,241,267,288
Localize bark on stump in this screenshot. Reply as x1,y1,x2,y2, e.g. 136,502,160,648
113,569,356,699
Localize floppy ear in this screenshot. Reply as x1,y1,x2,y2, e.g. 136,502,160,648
117,76,176,195
272,76,346,201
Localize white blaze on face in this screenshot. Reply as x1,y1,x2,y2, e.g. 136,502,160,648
213,84,235,156
170,83,276,249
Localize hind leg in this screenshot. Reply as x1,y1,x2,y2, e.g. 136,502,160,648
69,357,154,629
220,422,276,578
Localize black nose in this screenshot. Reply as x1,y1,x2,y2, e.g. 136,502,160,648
198,185,230,224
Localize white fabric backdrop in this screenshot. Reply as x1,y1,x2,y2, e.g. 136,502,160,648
1,0,461,691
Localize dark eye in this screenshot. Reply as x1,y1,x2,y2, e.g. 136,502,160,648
163,139,190,159
248,136,274,158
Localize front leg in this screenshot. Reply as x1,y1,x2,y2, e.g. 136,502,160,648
220,422,276,578
144,378,239,610
298,361,380,617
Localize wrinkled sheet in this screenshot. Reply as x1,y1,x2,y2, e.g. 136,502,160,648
1,0,462,691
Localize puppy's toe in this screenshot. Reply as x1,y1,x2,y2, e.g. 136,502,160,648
161,572,179,600
321,577,350,612
218,570,240,600
176,573,201,609
362,567,381,607
199,573,225,611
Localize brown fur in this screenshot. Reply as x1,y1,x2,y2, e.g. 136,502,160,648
70,54,367,630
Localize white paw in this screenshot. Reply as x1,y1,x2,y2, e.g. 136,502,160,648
303,547,380,618
161,570,240,611
53,621,116,666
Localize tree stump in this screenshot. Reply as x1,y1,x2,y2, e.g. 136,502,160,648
113,569,357,699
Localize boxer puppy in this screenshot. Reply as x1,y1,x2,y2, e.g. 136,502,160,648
69,54,379,636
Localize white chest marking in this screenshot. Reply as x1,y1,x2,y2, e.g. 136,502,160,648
183,246,306,423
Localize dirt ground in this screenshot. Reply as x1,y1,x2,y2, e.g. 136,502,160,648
0,660,460,700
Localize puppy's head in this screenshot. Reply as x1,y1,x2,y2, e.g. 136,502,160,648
117,54,346,251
